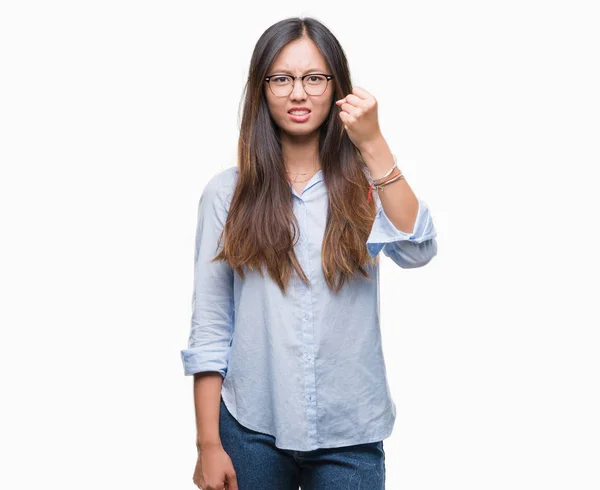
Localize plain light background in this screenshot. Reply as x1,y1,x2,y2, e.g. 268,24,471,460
1,1,599,488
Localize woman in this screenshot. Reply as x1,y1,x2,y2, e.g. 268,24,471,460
181,16,438,490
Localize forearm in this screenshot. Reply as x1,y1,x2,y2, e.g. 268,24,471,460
360,135,419,234
193,372,224,450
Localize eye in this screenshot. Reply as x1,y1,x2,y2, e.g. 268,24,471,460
272,76,291,84
305,75,326,85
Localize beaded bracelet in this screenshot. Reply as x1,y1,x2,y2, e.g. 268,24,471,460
375,170,404,191
365,154,398,185
366,155,404,202
368,169,404,202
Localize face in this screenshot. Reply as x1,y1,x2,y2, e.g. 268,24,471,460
264,37,335,137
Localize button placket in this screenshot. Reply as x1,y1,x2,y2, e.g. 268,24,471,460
297,197,318,446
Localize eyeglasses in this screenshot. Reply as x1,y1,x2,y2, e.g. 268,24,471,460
264,73,334,97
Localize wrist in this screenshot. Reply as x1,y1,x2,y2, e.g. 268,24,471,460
358,133,386,157
196,439,222,451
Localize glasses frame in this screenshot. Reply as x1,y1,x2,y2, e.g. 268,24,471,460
264,73,334,97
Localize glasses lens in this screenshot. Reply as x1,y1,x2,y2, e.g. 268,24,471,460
304,75,327,95
270,76,293,97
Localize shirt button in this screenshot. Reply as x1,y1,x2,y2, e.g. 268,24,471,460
306,355,312,360
304,314,309,320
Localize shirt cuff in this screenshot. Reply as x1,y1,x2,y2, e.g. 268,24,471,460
366,197,437,260
181,346,230,379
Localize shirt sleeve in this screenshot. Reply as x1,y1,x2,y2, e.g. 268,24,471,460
366,193,438,269
180,171,235,378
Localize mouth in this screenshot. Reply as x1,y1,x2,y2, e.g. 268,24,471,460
288,108,311,122
288,112,311,122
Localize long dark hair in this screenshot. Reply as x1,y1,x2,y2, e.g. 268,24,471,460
213,16,377,295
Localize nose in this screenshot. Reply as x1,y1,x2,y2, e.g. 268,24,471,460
290,78,308,100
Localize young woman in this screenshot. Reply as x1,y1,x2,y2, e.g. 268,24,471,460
181,16,438,490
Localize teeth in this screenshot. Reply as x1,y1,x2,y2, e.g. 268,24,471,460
290,111,309,115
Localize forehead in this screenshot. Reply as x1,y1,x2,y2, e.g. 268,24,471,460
269,38,329,73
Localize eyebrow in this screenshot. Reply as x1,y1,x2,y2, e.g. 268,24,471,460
270,68,326,74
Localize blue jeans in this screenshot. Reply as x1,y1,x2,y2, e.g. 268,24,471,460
218,396,386,489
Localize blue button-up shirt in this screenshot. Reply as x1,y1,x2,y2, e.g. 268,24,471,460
181,165,437,451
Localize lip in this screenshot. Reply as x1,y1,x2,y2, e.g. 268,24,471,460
288,107,311,113
288,112,311,122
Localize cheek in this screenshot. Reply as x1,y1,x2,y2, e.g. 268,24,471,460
267,100,287,119
264,91,283,115
314,103,333,122
316,94,334,120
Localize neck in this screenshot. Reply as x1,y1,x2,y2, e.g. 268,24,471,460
281,131,321,175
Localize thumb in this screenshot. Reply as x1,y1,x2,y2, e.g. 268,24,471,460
226,470,238,490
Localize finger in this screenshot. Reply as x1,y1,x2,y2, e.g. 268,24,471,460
340,93,366,108
226,471,239,490
339,111,352,129
339,102,361,117
352,86,372,100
